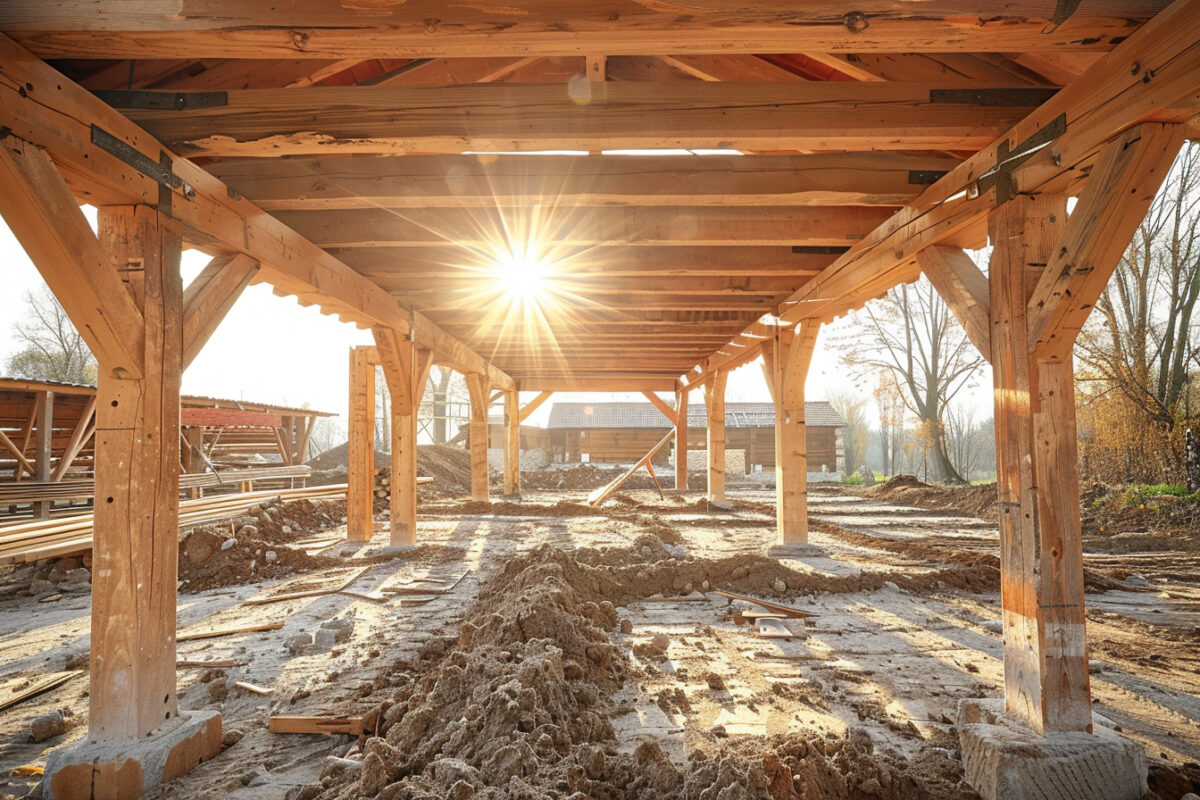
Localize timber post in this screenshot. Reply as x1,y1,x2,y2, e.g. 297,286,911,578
762,322,818,546
465,373,491,502
704,369,727,503
346,346,375,543
503,389,520,497
675,381,689,491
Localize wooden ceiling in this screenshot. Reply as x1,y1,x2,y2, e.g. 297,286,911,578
0,1,1190,390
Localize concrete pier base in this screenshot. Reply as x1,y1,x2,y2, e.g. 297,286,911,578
43,711,221,800
767,543,824,559
957,699,1146,800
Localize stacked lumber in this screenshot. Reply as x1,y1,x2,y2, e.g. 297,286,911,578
0,465,312,506
0,483,347,565
372,468,433,503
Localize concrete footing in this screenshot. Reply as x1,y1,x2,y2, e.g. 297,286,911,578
957,699,1146,800
767,543,824,559
43,711,221,800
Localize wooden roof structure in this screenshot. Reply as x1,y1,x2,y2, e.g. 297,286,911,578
1,2,1196,394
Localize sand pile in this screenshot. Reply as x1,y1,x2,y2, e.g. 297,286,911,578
178,498,346,592
300,542,972,800
417,445,472,499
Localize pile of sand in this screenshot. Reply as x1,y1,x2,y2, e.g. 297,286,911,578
865,475,998,522
300,542,973,800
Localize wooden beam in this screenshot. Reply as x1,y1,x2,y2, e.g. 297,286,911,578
182,254,259,369
412,314,513,392
90,204,183,739
5,4,1163,59
641,391,677,426
520,377,678,392
341,245,835,278
691,0,1200,378
1028,122,1185,361
0,429,36,478
657,54,806,83
346,346,375,542
110,83,1045,157
274,206,896,249
209,153,953,211
917,246,991,358
518,391,553,423
51,395,96,482
465,374,490,502
0,34,512,390
0,140,145,379
704,370,728,504
587,429,674,507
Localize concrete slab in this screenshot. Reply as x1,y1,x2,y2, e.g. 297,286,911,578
957,699,1147,800
43,711,221,800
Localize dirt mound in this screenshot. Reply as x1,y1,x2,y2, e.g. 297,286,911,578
301,544,972,800
865,476,999,522
521,463,677,492
416,445,472,499
307,442,391,471
178,498,347,592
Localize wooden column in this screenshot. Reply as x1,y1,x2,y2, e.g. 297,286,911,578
989,192,1092,733
375,330,432,548
763,323,819,546
465,373,490,501
346,346,375,543
92,204,184,739
675,383,689,491
34,390,53,518
704,370,727,503
503,389,520,497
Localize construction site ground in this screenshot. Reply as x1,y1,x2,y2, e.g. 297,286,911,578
1,480,1198,799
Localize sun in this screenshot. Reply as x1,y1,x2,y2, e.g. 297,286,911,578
495,248,549,300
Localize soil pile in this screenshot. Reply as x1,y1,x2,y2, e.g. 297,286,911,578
417,445,472,499
865,476,998,522
308,442,391,472
1081,482,1200,539
178,498,346,592
300,543,973,800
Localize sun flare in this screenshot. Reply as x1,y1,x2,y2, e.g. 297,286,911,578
495,248,550,300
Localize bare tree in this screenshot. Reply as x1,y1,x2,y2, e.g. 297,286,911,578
828,389,870,475
1077,140,1200,477
5,287,96,384
844,277,986,482
873,370,907,476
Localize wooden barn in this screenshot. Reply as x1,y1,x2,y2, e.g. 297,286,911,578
544,400,844,472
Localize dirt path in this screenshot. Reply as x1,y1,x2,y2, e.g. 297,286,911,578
0,484,1196,798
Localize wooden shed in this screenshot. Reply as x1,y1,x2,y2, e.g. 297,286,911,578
544,401,844,472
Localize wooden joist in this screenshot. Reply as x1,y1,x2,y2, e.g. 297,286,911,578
587,429,674,507
3,3,1162,59
110,83,1045,158
272,205,896,249
182,254,259,369
208,153,958,210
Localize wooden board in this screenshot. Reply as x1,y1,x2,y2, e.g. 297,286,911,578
0,670,81,711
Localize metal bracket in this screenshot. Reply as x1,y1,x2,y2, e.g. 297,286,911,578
929,88,1057,107
976,113,1068,205
93,90,228,111
90,125,193,215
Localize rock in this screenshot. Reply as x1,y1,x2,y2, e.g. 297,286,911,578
772,578,787,592
236,525,259,538
619,618,633,635
314,629,338,651
207,680,228,702
320,618,355,643
281,525,292,534
182,529,222,565
61,568,91,585
1125,573,1151,587
883,580,900,592
222,729,245,748
982,619,1004,633
29,578,55,596
220,538,236,551
1088,659,1105,675
730,565,749,580
264,550,277,563
30,711,69,742
705,672,726,690
286,633,314,655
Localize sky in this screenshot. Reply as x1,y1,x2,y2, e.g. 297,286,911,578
0,208,995,437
